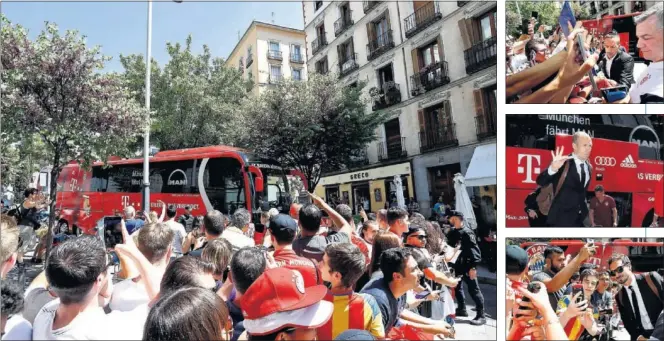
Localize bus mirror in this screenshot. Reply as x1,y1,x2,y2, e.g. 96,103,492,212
254,177,264,193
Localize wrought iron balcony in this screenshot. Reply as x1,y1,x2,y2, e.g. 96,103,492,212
339,53,359,77
475,114,496,139
267,50,282,61
346,148,369,169
290,53,304,64
246,54,254,68
312,35,328,56
404,2,442,38
363,1,381,14
463,36,497,75
378,137,407,161
419,124,458,153
410,61,450,96
457,1,469,6
334,12,354,37
367,29,395,61
371,82,402,111
268,74,283,84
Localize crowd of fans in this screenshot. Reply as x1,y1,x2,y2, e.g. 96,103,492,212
506,2,663,104
1,189,491,340
506,243,664,341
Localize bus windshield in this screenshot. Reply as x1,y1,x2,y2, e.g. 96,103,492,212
246,158,291,212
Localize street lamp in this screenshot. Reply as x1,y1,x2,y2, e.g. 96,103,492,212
142,0,182,215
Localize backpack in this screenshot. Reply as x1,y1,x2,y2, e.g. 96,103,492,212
535,161,570,216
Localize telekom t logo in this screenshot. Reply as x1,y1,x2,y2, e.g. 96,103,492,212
517,154,541,184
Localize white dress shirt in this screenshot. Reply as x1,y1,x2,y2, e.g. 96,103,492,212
605,53,617,78
548,154,589,187
625,274,655,330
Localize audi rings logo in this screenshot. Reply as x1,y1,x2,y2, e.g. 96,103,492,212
594,156,616,167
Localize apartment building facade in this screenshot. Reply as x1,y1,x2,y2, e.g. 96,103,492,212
227,21,308,96
305,1,497,217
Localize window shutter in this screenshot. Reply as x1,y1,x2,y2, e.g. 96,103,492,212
411,48,420,74
417,109,426,147
436,35,445,61
457,19,471,50
473,89,485,119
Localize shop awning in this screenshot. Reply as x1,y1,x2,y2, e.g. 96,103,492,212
464,143,496,187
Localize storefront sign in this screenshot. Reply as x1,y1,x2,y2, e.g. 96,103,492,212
319,162,411,186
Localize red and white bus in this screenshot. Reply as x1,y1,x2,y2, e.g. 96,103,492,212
506,115,664,227
54,146,305,235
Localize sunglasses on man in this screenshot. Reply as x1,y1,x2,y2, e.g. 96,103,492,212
609,263,630,277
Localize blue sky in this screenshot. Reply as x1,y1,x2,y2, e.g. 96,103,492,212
3,1,304,72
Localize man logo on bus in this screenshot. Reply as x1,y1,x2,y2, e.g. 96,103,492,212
168,170,187,186
517,154,541,184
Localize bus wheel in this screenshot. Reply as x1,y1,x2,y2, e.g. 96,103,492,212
57,220,69,234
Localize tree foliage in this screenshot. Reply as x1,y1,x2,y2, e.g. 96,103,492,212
1,18,146,256
235,74,390,190
506,1,592,38
119,35,251,151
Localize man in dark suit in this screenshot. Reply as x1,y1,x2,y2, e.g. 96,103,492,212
598,33,635,88
447,210,486,325
608,253,664,341
536,131,593,227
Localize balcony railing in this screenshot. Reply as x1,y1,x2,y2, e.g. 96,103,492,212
339,53,359,77
246,54,254,68
457,1,469,6
290,53,304,64
312,35,328,55
419,124,458,153
404,2,442,38
346,148,369,169
371,82,402,111
268,74,283,84
600,1,609,10
367,29,395,61
267,50,282,61
410,61,450,96
475,114,496,139
378,137,407,161
334,12,354,37
363,1,380,13
464,36,497,75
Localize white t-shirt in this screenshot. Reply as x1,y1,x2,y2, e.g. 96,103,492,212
32,299,108,340
2,314,32,341
22,287,57,324
629,61,664,103
221,226,255,252
32,299,148,340
109,278,149,312
164,219,187,254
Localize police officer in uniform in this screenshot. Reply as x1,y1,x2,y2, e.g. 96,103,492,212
447,210,486,325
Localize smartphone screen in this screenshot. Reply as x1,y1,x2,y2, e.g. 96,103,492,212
415,290,431,299
532,11,539,19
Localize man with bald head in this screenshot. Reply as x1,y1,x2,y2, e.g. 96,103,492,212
536,131,594,227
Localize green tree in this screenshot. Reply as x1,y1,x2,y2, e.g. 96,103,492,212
1,18,146,257
119,35,251,151
506,1,592,38
235,75,390,190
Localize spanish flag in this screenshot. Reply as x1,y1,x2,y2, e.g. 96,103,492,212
557,296,586,340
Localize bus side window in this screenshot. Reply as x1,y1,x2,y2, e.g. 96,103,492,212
92,168,109,192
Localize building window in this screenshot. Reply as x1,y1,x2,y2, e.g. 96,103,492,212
292,69,302,81
315,1,323,11
291,45,302,58
269,41,279,52
614,6,624,15
246,45,253,68
315,56,329,74
270,65,282,83
419,41,441,69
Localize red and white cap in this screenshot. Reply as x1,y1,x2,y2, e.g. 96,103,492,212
240,267,333,335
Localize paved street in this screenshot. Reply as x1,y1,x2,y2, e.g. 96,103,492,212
454,282,497,340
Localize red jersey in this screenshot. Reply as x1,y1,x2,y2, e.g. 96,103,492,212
272,248,321,287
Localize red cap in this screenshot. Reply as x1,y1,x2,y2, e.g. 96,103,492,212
240,268,332,335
